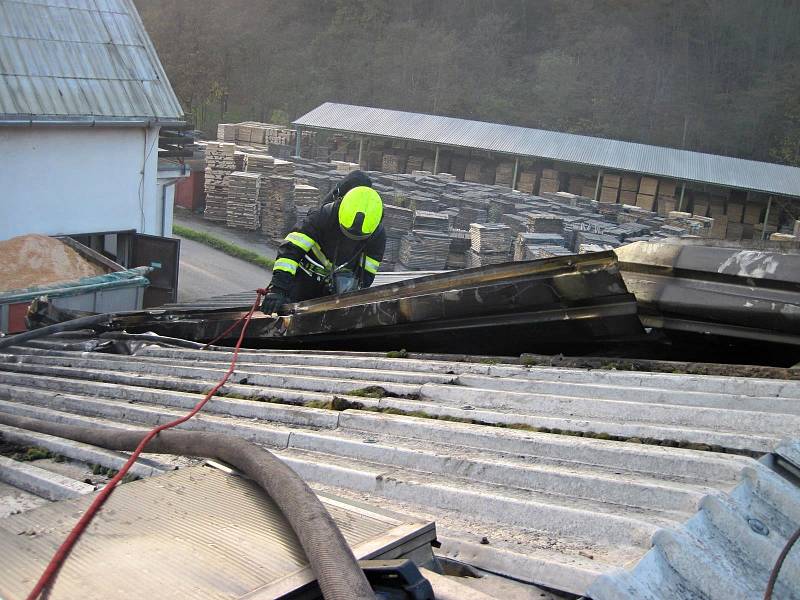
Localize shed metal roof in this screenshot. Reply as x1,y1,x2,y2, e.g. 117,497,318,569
294,103,800,199
0,0,183,123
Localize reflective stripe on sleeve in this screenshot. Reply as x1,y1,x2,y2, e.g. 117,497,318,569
285,232,315,252
273,257,299,275
363,255,380,275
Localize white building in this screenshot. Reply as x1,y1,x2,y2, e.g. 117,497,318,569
0,0,184,268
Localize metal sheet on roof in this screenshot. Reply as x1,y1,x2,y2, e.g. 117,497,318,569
0,0,183,122
293,103,800,198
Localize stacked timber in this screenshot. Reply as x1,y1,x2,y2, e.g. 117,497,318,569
399,231,451,270
294,184,320,222
527,213,564,234
382,154,406,174
383,204,415,268
446,229,470,269
619,175,639,206
217,123,237,142
405,155,425,173
470,223,512,253
636,177,658,212
203,142,237,222
331,160,359,174
657,179,677,216
539,169,560,194
244,153,275,223
600,173,620,204
413,210,450,233
226,172,261,230
568,175,587,196
467,223,511,267
464,160,484,183
383,204,414,233
495,162,515,187
456,205,488,230
262,176,295,242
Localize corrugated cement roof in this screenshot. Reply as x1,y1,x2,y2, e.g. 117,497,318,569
293,103,800,199
3,333,800,594
0,0,183,123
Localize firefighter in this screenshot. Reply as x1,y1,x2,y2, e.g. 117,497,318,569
260,170,386,315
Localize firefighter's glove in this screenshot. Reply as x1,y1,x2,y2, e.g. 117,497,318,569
261,290,288,315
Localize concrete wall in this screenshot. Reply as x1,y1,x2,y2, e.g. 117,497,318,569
0,125,161,241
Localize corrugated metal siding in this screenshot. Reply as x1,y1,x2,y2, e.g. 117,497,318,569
0,0,183,121
294,103,800,198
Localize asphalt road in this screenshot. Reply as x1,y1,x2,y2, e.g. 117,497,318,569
176,236,271,302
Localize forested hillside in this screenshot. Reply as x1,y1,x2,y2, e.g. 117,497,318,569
136,0,800,164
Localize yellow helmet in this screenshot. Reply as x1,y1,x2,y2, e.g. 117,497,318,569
338,186,383,240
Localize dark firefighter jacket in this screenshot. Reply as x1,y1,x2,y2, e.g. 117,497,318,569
270,171,386,295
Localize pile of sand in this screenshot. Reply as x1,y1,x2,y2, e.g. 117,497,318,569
0,234,106,293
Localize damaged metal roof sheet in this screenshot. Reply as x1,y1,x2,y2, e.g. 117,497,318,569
1,334,799,595
0,0,183,123
72,251,646,355
589,440,800,600
293,103,800,198
615,242,800,348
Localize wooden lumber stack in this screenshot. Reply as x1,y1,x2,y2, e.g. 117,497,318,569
262,176,296,242
618,175,638,206
383,204,414,235
599,173,620,204
226,172,261,230
470,223,511,254
217,123,237,142
382,154,406,174
399,231,451,270
244,153,275,222
405,155,425,173
657,179,677,216
446,229,470,269
495,162,515,187
294,184,320,222
636,177,658,212
527,213,564,234
568,176,586,195
413,210,450,233
203,142,237,222
464,160,484,183
466,248,510,268
517,171,536,194
692,193,709,216
331,160,359,174
456,205,488,230
539,169,560,194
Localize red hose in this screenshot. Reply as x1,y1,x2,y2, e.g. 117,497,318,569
25,289,267,600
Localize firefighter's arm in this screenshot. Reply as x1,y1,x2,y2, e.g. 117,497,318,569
270,210,326,292
360,228,387,288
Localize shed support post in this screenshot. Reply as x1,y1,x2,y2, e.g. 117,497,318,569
294,127,302,158
762,196,773,241
358,136,364,167
594,169,603,202
678,182,686,212
433,146,440,175
512,158,520,190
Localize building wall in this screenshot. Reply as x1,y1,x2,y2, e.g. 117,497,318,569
0,125,161,241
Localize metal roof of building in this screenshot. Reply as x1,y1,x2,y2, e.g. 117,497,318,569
2,333,800,595
0,0,183,123
293,103,800,199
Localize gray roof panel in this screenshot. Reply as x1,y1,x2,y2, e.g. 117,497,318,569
0,0,183,122
294,103,800,198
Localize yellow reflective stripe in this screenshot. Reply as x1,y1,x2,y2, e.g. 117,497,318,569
285,231,315,252
274,257,299,275
309,243,332,270
363,255,380,275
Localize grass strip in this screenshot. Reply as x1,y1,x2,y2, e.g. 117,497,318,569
173,224,274,270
